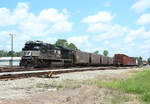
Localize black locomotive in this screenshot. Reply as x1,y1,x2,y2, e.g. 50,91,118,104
20,41,73,67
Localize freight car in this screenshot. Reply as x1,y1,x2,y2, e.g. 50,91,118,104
20,41,113,67
74,51,90,65
142,61,147,66
113,54,138,66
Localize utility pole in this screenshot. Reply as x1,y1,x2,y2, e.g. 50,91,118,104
9,33,14,67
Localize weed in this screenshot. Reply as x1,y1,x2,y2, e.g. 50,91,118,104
98,68,150,103
56,84,64,90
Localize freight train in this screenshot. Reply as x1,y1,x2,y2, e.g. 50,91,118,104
19,41,138,67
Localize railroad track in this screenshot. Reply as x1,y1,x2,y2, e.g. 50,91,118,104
0,66,94,72
0,66,131,73
0,67,49,72
0,66,137,80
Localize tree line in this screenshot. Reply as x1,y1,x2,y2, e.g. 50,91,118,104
0,50,21,57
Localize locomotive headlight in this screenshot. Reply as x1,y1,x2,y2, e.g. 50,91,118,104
34,46,40,50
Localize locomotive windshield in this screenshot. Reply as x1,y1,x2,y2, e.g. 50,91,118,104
22,44,41,51
22,41,57,51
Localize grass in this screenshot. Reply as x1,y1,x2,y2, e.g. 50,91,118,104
94,68,150,103
34,67,150,103
35,80,81,91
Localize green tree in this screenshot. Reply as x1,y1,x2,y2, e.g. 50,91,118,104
93,50,99,54
137,56,143,65
7,51,15,57
147,58,150,65
0,50,4,57
67,43,78,50
0,50,8,57
15,52,22,57
0,50,21,57
103,50,108,56
55,39,68,47
54,39,79,50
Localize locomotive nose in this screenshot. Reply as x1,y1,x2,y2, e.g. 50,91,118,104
23,51,32,56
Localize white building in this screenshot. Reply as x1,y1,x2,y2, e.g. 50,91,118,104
0,57,21,66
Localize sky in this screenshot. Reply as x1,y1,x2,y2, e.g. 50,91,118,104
0,0,150,59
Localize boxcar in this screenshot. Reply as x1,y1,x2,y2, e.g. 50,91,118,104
114,54,137,66
74,51,90,65
91,54,101,65
108,57,113,65
142,61,147,66
101,56,108,65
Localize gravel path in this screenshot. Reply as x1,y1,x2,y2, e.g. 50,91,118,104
0,67,145,103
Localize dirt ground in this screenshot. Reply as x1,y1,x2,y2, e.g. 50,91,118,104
0,67,147,104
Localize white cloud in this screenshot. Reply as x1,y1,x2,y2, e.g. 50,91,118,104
136,13,150,25
18,7,72,36
0,3,29,26
41,37,57,44
82,11,122,39
68,35,88,44
39,8,69,23
98,24,128,39
51,21,72,33
0,2,72,36
87,23,112,33
67,35,91,49
87,24,129,39
82,11,114,23
15,34,30,42
124,36,133,43
104,40,109,45
0,45,2,49
0,8,15,26
124,27,150,43
132,0,150,13
82,11,128,41
104,1,111,7
6,45,11,50
0,31,9,41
